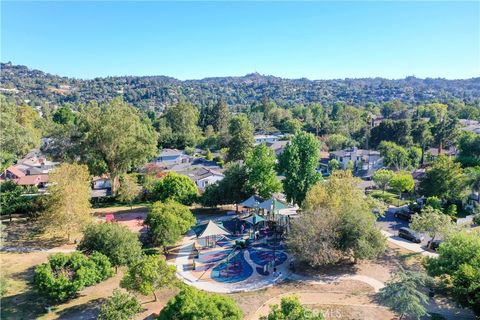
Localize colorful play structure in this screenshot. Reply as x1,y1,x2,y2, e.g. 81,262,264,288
189,196,298,284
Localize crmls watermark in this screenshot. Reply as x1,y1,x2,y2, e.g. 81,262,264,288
321,308,343,319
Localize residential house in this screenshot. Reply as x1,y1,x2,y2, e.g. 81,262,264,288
267,140,289,156
329,147,383,178
154,149,190,166
459,119,480,134
1,166,26,180
254,134,280,145
16,175,49,188
188,167,225,191
426,147,457,161
92,176,112,190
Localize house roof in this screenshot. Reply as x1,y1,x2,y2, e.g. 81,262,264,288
159,149,184,157
267,140,289,152
427,147,456,157
330,148,380,157
16,174,49,186
6,166,26,178
192,168,224,182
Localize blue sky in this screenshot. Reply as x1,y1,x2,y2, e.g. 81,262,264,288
1,1,479,80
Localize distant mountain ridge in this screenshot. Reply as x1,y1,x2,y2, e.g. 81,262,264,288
1,62,479,110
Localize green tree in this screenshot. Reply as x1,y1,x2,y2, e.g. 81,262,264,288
410,206,453,248
39,163,92,241
98,289,142,320
159,287,243,320
211,99,230,134
289,171,385,266
373,169,394,193
52,106,76,125
390,171,414,198
34,252,113,301
328,158,339,172
120,255,176,302
457,131,480,167
144,200,196,248
226,115,254,162
201,163,253,207
425,231,480,313
151,172,198,205
377,266,430,320
324,133,350,151
411,119,433,165
419,156,467,202
260,295,324,320
433,115,458,154
278,131,321,205
246,143,281,198
0,96,41,159
282,118,303,134
205,149,213,161
378,141,410,171
0,180,24,221
117,175,142,209
78,222,143,269
162,102,202,148
370,119,412,148
77,98,158,194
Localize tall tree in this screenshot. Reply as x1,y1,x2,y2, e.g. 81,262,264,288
370,119,412,148
162,101,202,148
411,119,433,165
211,99,230,134
433,115,458,154
144,200,196,249
289,171,385,266
419,156,467,202
377,267,430,320
77,98,158,194
40,163,92,241
117,175,142,209
245,143,281,198
278,132,321,205
378,141,410,171
226,114,254,162
121,255,177,302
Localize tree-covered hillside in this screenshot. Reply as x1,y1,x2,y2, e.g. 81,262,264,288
2,62,479,111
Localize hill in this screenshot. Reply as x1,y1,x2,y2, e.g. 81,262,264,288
1,62,479,110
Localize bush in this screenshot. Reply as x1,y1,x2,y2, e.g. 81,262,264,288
158,287,243,320
78,222,143,268
98,289,142,320
260,295,324,320
33,252,114,301
472,212,480,225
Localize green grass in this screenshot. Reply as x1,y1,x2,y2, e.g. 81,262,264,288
370,190,409,206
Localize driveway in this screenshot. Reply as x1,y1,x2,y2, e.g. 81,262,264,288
376,209,438,257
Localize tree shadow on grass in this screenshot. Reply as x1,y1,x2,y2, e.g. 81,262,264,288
1,290,48,320
55,297,106,320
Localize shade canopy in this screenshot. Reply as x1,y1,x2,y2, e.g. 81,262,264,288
239,195,264,208
196,220,231,238
242,213,266,225
258,198,292,212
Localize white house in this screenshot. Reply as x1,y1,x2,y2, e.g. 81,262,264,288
92,176,112,190
330,147,382,174
154,149,190,166
189,168,224,191
254,134,280,145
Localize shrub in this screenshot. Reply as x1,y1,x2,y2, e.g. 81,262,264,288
473,213,480,225
98,289,142,320
260,295,324,320
78,222,143,268
158,287,243,320
33,252,113,301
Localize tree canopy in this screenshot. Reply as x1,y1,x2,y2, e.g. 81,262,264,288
98,289,142,320
150,172,198,205
39,163,92,241
158,287,243,320
260,296,324,320
278,131,321,205
144,200,196,248
226,114,254,162
78,222,143,268
245,143,281,198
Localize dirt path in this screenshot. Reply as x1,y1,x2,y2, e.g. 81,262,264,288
251,290,393,320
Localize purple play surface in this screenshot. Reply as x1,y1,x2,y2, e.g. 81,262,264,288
211,251,253,283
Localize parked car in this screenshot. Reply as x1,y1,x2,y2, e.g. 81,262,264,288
398,227,423,243
394,211,413,221
427,239,443,251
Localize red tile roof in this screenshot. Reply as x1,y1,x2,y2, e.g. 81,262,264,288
5,166,26,178
16,175,49,186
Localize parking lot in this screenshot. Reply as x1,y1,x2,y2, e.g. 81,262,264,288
376,209,431,247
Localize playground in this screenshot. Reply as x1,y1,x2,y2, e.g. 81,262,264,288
174,196,297,292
